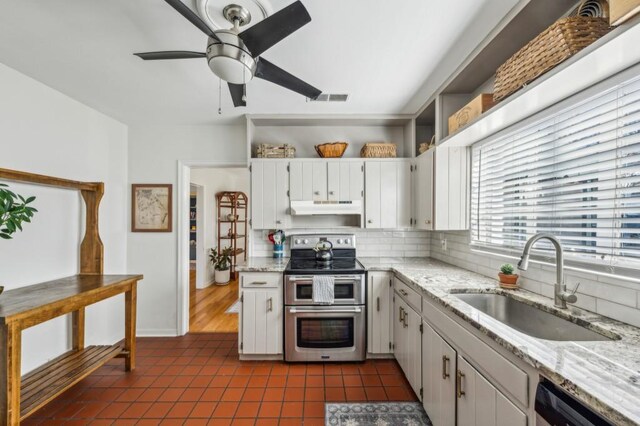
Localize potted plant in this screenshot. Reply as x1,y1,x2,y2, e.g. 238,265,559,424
0,183,38,296
498,263,518,288
210,246,233,285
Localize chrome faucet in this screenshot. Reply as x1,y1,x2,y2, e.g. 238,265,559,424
517,233,579,309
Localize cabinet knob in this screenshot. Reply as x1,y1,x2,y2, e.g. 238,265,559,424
368,220,373,224
329,191,335,195
425,219,431,224
276,220,282,224
314,191,320,195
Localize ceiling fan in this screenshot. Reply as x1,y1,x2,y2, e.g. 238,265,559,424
134,0,322,107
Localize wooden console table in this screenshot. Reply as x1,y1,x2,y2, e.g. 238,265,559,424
0,168,144,425
0,274,142,424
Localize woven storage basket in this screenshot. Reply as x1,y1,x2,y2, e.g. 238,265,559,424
360,143,397,158
494,16,611,102
256,143,295,158
315,142,348,158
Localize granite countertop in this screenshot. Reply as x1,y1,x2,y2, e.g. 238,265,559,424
361,257,640,426
236,256,640,424
236,257,289,272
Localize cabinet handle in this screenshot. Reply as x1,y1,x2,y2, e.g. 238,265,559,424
399,289,408,296
403,313,408,328
267,297,273,312
314,191,320,195
329,191,335,195
368,220,373,224
425,219,431,224
399,306,404,323
457,370,465,398
276,220,282,224
251,281,268,285
442,355,450,380
376,297,380,312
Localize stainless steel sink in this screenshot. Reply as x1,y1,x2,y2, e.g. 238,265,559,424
453,293,615,341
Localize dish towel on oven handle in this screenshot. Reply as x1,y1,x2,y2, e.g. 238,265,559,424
312,275,335,304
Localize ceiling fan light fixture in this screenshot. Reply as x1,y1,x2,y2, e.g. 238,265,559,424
206,33,255,84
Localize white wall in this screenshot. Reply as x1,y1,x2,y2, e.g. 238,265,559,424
190,168,250,288
127,124,246,335
0,63,128,373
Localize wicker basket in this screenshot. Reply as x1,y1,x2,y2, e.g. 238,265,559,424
256,143,295,158
315,142,348,158
360,143,397,158
494,16,611,102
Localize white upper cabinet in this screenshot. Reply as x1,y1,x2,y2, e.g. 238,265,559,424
434,145,468,230
250,161,290,229
327,162,364,201
365,160,412,229
414,150,434,230
291,160,363,202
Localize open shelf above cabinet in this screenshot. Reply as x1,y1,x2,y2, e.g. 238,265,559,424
247,114,415,159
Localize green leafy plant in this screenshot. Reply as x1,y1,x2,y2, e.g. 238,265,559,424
209,246,233,271
0,183,37,240
500,263,515,275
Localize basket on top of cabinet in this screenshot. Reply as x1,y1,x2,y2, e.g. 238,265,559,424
256,143,295,158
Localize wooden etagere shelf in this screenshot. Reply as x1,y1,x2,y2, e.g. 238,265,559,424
216,191,248,278
0,168,143,426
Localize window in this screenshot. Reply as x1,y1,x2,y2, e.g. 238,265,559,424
471,76,640,275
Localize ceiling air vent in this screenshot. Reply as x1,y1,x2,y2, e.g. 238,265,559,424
308,94,349,102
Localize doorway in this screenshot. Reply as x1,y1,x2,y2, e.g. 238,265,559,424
186,166,250,333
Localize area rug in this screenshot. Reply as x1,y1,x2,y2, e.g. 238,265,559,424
225,300,241,314
325,402,432,426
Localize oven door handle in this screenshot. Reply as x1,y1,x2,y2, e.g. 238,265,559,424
287,275,363,282
288,307,363,314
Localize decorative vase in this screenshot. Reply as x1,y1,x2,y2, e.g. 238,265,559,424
498,273,519,289
215,269,231,285
273,243,284,259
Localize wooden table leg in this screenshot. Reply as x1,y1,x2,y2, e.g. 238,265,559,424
72,308,85,351
124,285,137,371
1,323,22,425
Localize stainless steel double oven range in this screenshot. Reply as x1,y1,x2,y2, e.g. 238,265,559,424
284,234,367,362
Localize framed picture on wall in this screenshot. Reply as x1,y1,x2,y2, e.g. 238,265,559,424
131,184,172,232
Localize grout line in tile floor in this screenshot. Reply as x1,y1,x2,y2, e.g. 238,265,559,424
23,333,417,425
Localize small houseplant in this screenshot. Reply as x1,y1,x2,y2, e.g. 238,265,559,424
210,246,233,285
498,263,518,288
0,183,38,296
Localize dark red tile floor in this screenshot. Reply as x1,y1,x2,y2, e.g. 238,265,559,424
25,333,417,425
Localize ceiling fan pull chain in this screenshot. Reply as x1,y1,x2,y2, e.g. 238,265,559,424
242,70,247,102
218,78,222,115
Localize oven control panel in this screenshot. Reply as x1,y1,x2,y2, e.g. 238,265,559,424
290,234,356,250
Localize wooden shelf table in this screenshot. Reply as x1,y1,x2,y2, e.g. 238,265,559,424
0,274,143,425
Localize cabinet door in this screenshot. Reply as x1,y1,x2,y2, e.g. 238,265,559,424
423,321,456,426
251,162,287,229
312,161,327,201
327,161,364,201
241,288,282,354
415,151,434,230
397,160,412,229
434,146,468,231
367,272,393,354
380,162,398,228
457,357,526,426
289,161,313,201
393,295,406,372
404,306,422,398
365,162,381,228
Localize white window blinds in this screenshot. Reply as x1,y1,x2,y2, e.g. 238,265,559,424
471,76,640,274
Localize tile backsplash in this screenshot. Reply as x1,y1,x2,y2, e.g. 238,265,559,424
430,231,640,328
251,229,431,258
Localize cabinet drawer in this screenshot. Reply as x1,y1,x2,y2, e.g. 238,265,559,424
394,276,421,313
423,296,529,408
240,273,282,288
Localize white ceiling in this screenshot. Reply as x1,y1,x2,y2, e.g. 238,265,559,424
0,0,520,125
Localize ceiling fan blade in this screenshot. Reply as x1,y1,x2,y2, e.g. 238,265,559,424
228,83,247,107
164,0,221,42
133,51,206,60
255,58,321,100
238,1,311,57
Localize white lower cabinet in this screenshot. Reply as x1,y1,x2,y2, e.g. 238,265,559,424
393,292,422,398
457,357,526,426
367,272,393,354
239,273,282,355
422,321,456,426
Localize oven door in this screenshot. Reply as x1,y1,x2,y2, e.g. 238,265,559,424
285,305,366,362
284,275,366,305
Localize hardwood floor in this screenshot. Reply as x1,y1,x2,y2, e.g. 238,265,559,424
189,269,239,333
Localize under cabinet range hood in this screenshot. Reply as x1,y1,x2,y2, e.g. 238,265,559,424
290,200,363,216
